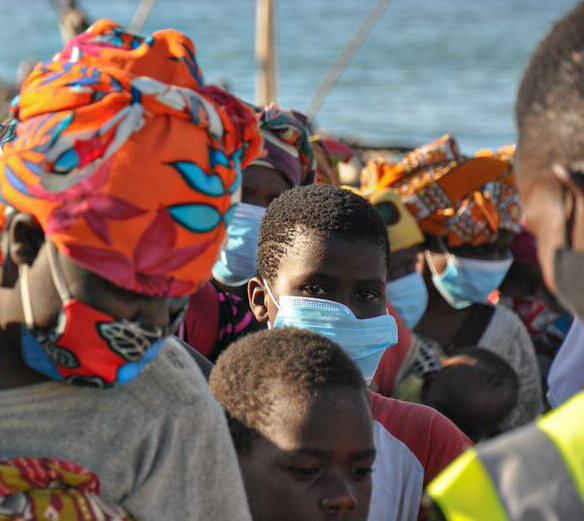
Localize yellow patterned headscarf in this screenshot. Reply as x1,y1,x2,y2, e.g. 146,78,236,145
360,135,522,247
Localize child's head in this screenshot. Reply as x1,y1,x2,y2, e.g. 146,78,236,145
249,184,390,325
210,327,375,521
422,347,519,442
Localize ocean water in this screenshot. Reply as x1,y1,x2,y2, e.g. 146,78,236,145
0,0,579,152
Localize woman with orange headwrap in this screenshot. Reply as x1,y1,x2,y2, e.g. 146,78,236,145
181,105,318,362
0,20,261,520
364,135,543,433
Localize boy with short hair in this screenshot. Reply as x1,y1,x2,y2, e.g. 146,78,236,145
210,327,376,521
248,184,472,521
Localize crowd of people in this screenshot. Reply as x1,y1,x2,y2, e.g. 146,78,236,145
0,3,583,520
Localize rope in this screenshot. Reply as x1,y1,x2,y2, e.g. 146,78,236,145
128,0,157,34
306,0,394,120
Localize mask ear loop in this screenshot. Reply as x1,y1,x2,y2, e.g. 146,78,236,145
262,279,280,311
46,241,72,303
19,264,35,330
427,237,458,275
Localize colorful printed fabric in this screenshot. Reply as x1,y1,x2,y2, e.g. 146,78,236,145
360,135,522,247
250,105,316,187
0,19,262,296
0,457,132,520
310,135,354,186
181,281,264,362
368,188,424,252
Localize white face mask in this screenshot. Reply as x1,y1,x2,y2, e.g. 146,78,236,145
426,251,513,309
263,281,398,383
212,202,266,286
385,271,429,329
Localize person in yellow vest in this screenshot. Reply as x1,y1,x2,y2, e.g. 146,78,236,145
426,390,584,520
425,3,584,519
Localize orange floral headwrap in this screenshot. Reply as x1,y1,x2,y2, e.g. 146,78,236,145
0,19,262,295
360,135,522,247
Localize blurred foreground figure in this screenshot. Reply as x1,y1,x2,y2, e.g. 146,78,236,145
426,3,584,519
211,328,375,521
0,19,262,520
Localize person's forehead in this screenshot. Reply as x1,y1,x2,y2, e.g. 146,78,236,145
263,387,373,451
277,228,386,279
243,164,290,190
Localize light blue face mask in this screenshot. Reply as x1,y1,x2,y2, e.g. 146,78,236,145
264,283,398,383
212,202,266,287
426,251,513,310
386,271,429,329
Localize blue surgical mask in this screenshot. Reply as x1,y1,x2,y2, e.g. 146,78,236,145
212,202,266,287
426,251,513,310
264,282,398,383
386,271,429,329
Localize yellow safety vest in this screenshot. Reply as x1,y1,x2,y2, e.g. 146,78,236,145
426,391,584,520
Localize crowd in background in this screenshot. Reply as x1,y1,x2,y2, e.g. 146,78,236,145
0,3,583,521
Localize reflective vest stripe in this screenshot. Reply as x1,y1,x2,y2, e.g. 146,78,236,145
427,392,584,520
427,450,509,521
479,422,584,520
537,392,584,502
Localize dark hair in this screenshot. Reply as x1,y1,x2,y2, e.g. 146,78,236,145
516,2,584,157
209,326,367,453
422,347,520,442
257,184,390,282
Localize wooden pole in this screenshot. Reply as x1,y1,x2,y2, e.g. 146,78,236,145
255,0,278,105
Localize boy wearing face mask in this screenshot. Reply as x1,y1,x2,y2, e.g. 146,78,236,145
365,136,543,431
210,327,376,521
181,106,316,362
0,20,263,520
248,184,472,521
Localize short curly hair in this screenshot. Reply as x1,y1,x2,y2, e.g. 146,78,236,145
516,2,584,161
209,327,367,453
257,184,390,283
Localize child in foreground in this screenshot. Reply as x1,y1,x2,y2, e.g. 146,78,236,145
210,327,376,521
247,184,472,521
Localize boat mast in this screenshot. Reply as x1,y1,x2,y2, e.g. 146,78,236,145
255,0,279,105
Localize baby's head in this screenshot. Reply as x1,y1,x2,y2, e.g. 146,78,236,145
422,347,520,442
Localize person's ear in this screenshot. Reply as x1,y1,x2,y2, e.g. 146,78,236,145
248,276,269,323
7,213,44,268
553,162,584,252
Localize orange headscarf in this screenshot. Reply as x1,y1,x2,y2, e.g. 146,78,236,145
361,135,522,247
0,20,262,295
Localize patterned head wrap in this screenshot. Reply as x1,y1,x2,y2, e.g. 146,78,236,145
0,19,262,296
250,105,316,187
310,135,354,186
0,457,132,520
360,135,522,247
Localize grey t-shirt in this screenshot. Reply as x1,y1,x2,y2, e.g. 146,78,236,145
0,336,251,521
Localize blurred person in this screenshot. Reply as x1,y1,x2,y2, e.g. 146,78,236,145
0,20,262,520
424,6,584,519
498,227,572,390
366,135,543,430
210,327,376,521
181,106,316,362
515,1,584,409
248,184,471,521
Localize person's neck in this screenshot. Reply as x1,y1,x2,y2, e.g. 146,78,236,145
0,286,50,390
